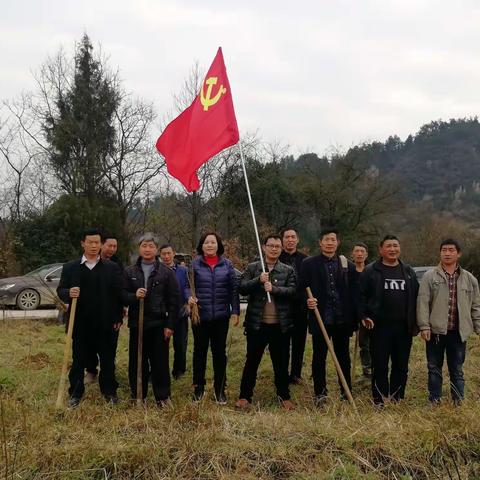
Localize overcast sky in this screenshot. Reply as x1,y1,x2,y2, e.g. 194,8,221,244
1,0,480,155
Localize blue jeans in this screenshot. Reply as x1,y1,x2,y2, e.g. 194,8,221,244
426,330,466,403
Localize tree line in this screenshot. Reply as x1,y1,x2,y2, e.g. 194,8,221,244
1,34,480,275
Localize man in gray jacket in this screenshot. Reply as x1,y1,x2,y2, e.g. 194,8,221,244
417,238,480,405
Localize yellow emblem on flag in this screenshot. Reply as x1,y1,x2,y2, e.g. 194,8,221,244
200,77,227,111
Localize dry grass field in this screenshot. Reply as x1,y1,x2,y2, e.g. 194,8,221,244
1,315,480,479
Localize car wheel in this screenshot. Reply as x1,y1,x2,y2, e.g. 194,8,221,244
16,289,41,310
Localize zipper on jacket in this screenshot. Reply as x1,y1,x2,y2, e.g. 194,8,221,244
211,265,216,320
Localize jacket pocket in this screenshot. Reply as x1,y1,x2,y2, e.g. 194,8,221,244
148,291,167,317
431,279,445,292
459,287,473,301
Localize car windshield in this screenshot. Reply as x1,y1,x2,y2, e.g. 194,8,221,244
25,265,58,278
414,266,433,281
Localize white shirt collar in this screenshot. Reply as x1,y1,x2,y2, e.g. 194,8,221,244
81,254,100,270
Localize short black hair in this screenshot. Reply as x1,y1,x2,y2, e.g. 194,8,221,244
440,238,461,252
280,227,298,238
380,235,400,246
353,242,368,251
82,229,102,241
101,233,118,243
263,234,282,245
159,244,174,252
196,231,225,256
319,227,339,240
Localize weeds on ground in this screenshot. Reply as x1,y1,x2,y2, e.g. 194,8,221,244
1,318,480,479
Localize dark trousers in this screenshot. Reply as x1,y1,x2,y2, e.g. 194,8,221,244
128,326,170,401
86,330,119,375
239,324,290,402
172,316,189,375
311,324,351,397
370,324,412,404
69,328,118,398
358,323,371,369
287,308,308,379
192,320,229,394
426,330,466,403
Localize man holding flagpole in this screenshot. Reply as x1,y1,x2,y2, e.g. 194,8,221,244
236,234,297,410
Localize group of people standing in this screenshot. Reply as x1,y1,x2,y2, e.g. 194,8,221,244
57,227,480,410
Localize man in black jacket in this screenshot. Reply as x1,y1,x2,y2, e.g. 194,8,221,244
359,235,419,406
123,233,180,406
236,234,297,410
85,233,125,384
279,228,308,384
351,242,371,378
299,228,358,406
57,229,123,408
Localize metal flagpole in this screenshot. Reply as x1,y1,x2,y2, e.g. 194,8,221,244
238,141,271,303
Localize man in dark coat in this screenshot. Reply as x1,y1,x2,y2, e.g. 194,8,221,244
159,243,191,379
236,234,297,410
351,242,371,378
85,233,125,384
279,228,308,384
359,235,419,406
123,233,181,406
299,228,358,406
57,229,123,408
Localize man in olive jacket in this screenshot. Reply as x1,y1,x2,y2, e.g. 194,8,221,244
417,238,480,404
123,233,180,405
236,234,297,410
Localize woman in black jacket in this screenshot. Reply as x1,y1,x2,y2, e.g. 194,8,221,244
188,231,240,404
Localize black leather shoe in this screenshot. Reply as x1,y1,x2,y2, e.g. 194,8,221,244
172,370,185,380
68,396,81,409
289,375,302,385
214,391,227,405
105,394,119,405
156,398,172,408
313,395,327,408
192,386,205,402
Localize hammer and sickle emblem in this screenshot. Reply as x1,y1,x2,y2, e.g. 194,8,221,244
200,77,227,111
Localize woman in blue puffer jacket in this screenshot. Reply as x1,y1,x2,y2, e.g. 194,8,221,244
188,231,240,404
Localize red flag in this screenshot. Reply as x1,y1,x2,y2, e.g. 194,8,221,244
156,48,239,192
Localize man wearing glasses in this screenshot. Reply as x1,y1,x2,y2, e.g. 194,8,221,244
236,234,297,410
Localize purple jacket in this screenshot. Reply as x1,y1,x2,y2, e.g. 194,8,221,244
191,255,240,322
